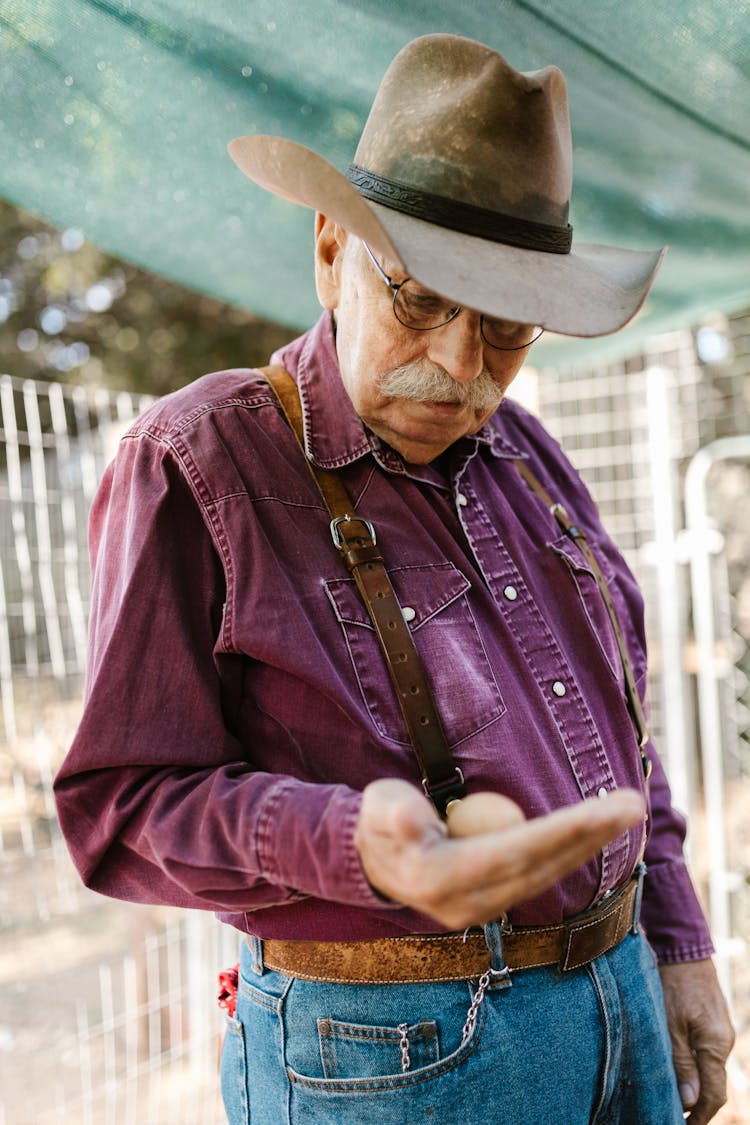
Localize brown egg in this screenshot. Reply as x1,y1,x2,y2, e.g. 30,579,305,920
445,791,526,838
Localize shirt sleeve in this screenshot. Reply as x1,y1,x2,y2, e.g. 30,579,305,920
54,427,388,915
639,746,715,963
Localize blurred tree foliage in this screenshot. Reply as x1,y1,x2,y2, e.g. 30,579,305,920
0,198,297,397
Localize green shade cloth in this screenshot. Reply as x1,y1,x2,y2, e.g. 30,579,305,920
2,0,749,365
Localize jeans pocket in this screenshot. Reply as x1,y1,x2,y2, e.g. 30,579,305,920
317,1017,439,1079
221,1015,250,1125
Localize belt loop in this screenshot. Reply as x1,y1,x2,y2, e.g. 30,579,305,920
631,861,647,935
249,935,265,975
483,916,512,978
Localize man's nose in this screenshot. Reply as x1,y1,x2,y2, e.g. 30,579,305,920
425,312,485,384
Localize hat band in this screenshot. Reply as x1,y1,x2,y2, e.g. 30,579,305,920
347,164,572,254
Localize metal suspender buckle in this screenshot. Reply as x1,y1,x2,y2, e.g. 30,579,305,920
330,514,377,550
423,767,466,818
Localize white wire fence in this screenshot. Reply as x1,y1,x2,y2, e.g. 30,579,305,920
0,375,237,1125
0,311,748,1122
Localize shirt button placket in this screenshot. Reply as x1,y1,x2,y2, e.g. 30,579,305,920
451,486,626,893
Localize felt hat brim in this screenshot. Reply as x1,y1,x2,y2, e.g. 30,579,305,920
229,135,665,339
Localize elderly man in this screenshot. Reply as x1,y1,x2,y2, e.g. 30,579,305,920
55,33,733,1124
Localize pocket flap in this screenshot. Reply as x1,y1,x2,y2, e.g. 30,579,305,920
548,533,615,585
325,562,471,631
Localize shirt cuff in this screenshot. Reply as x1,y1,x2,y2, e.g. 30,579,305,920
253,778,400,911
640,858,715,964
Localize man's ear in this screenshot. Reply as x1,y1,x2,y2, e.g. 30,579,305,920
314,214,348,310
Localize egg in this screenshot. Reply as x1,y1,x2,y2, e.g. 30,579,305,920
445,791,525,838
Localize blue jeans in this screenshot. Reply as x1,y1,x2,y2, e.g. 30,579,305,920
221,928,683,1124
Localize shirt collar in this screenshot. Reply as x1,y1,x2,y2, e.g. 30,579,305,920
271,312,526,476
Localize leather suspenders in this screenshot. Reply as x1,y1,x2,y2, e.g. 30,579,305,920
261,365,651,815
262,365,466,814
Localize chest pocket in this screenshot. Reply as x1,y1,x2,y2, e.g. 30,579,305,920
548,534,624,685
325,562,505,748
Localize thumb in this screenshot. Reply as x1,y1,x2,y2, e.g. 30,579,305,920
361,778,446,843
671,1036,699,1110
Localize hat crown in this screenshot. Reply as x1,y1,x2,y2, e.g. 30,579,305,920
354,35,572,229
227,31,664,339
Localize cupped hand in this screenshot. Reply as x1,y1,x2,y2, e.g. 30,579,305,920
354,778,645,930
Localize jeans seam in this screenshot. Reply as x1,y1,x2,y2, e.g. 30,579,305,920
587,958,614,1124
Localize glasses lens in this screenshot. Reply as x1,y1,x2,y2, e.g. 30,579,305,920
481,319,543,351
394,280,460,331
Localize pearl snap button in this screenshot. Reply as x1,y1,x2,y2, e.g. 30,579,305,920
503,585,518,601
456,492,468,507
402,606,416,623
597,786,608,798
552,680,566,697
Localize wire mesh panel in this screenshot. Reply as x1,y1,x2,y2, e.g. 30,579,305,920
684,441,750,1094
0,376,144,691
0,374,252,1125
0,376,153,922
3,906,240,1125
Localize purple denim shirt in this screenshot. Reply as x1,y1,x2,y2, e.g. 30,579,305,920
55,313,713,963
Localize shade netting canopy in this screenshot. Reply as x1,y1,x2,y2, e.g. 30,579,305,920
2,0,749,365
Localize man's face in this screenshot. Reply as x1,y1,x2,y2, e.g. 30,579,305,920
314,217,532,464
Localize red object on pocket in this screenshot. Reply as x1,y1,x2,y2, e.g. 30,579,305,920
217,963,239,1018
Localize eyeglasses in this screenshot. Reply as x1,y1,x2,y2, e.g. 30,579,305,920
362,243,543,352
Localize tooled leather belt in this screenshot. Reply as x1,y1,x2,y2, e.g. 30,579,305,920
254,870,643,983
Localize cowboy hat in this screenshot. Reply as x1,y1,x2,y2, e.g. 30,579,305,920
228,33,665,337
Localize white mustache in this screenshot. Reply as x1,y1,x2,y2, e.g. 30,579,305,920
380,360,504,413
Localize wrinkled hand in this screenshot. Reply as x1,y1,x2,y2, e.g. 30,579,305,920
659,959,735,1124
355,778,645,930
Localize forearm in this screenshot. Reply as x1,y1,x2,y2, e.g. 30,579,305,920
55,751,384,913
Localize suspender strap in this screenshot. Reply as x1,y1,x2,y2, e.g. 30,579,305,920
514,458,652,779
260,365,466,816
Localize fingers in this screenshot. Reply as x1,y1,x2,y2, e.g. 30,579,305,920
361,777,447,843
499,791,643,888
666,1038,727,1125
659,959,735,1125
670,1033,701,1114
685,1045,729,1124
432,791,645,925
